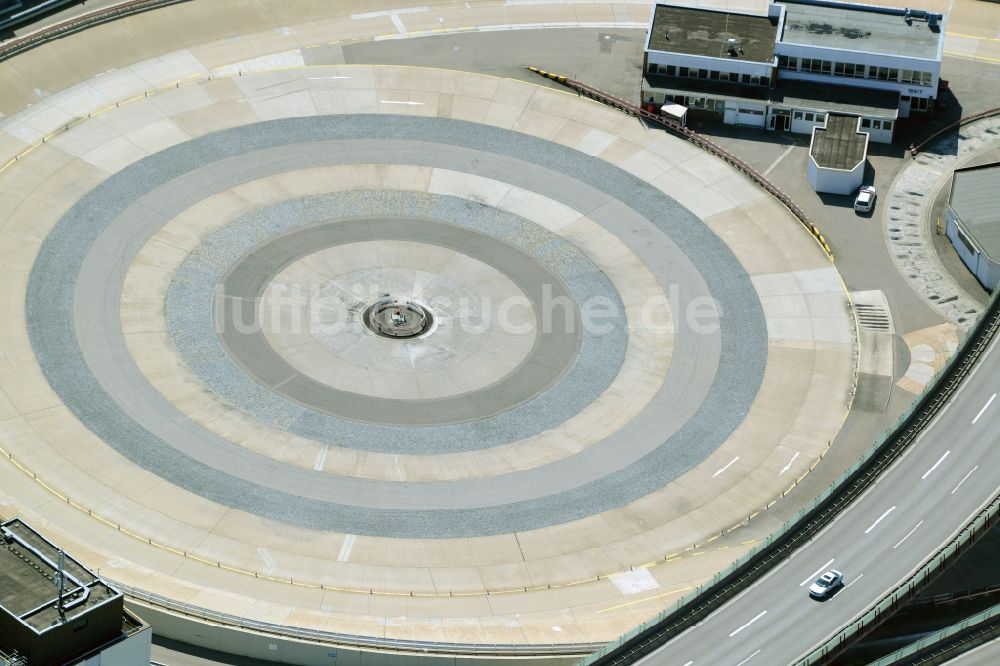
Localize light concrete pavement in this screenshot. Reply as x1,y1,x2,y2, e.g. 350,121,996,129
0,60,855,650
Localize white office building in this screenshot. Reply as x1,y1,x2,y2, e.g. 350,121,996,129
642,0,946,142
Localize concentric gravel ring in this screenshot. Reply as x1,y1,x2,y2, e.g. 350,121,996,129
27,114,767,538
168,193,624,435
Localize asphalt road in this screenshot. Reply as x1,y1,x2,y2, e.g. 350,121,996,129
639,331,1000,666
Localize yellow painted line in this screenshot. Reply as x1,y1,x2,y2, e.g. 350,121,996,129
944,50,1000,65
596,585,699,614
947,31,1000,44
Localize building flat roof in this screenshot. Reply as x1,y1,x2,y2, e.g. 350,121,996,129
778,0,943,60
643,74,899,118
810,114,867,170
648,4,778,64
0,519,120,633
950,163,1000,263
773,79,899,115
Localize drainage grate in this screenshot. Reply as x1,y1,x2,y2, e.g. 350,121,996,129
855,302,892,332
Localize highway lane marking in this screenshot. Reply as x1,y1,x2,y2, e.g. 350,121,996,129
779,451,800,475
921,450,950,479
844,574,864,589
728,610,767,637
337,534,357,562
972,393,996,424
952,466,978,494
893,521,924,549
313,444,329,471
682,662,693,666
800,559,835,587
712,456,740,478
381,100,426,106
735,650,762,666
865,506,896,534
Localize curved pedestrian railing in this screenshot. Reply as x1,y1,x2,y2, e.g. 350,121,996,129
112,579,605,657
909,106,1000,157
526,67,834,260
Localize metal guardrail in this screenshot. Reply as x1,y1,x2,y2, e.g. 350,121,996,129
0,0,191,62
580,287,1000,665
113,579,605,657
869,598,1000,666
909,105,1000,157
526,67,834,260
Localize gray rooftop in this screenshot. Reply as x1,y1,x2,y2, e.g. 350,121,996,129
778,0,944,60
950,163,1000,262
774,78,899,115
643,74,899,118
648,4,778,63
810,114,868,170
0,519,120,633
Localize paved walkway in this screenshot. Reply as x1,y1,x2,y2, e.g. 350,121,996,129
0,0,860,648
886,116,1000,328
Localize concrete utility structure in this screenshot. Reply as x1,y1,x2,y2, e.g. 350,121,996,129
642,0,946,141
947,163,1000,292
807,114,869,194
0,519,150,666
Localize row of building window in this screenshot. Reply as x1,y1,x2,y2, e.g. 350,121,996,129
649,63,766,87
778,56,932,86
792,110,826,123
861,118,893,131
653,93,897,132
661,93,725,111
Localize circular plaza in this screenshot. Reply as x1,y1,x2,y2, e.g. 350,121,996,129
0,1,857,652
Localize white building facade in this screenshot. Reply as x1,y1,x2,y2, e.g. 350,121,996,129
642,0,946,142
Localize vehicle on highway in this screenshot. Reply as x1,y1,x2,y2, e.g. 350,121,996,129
854,185,877,213
808,570,844,599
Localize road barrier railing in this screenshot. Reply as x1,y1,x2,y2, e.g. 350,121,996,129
800,493,1000,665
867,597,1000,666
581,288,1000,665
0,0,191,62
526,67,833,259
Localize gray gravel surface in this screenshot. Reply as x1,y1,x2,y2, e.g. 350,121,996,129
28,115,766,537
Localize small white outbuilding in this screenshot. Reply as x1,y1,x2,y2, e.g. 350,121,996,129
807,114,869,195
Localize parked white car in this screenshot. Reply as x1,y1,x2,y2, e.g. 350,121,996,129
809,570,844,599
854,185,877,213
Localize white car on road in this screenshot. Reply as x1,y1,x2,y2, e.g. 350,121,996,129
854,185,876,213
808,570,844,599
